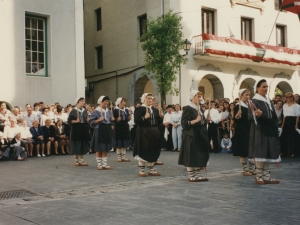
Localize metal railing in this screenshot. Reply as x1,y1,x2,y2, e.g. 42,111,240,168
193,35,204,55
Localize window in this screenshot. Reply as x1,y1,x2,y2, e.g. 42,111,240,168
96,46,103,69
275,0,283,11
241,18,252,41
276,25,286,47
25,15,47,76
202,9,215,34
138,14,147,37
95,8,102,31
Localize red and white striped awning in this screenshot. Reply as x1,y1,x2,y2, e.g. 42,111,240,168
201,34,300,66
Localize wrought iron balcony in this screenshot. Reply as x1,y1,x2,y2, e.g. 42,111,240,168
193,34,300,68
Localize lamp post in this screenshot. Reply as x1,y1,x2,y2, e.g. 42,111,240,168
179,39,191,105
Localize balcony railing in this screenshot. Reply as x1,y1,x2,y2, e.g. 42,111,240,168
193,34,300,67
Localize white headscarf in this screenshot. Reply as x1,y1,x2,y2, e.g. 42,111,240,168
239,88,248,97
0,131,3,137
190,90,200,101
188,90,200,110
140,93,151,104
97,96,105,104
115,97,122,106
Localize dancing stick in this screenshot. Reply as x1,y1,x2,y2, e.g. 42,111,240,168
110,101,113,114
76,103,80,123
239,100,241,111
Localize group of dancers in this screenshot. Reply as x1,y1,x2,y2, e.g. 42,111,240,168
69,78,281,184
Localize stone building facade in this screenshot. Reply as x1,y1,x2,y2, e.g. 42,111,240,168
84,0,300,105
0,0,85,108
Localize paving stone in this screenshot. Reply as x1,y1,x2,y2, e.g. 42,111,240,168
0,152,299,224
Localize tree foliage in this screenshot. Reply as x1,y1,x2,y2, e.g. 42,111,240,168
274,87,283,97
139,11,187,106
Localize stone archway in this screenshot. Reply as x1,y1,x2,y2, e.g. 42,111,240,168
198,74,224,100
239,78,256,97
0,101,13,111
134,77,154,105
127,68,158,106
276,81,293,95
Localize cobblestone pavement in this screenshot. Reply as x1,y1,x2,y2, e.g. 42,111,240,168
0,151,299,225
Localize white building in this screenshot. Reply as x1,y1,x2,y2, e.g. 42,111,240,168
0,0,85,109
83,0,300,105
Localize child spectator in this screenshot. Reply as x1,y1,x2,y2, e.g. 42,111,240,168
220,133,232,153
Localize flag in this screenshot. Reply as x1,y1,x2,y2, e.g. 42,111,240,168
281,0,300,19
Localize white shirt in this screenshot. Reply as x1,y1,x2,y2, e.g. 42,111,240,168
3,126,20,139
163,112,173,124
55,113,68,123
19,126,32,139
283,104,300,117
171,111,182,125
40,114,49,126
204,108,221,124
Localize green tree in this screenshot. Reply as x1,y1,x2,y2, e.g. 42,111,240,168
139,11,187,108
274,87,283,97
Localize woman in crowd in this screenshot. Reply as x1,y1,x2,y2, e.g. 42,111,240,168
178,90,209,182
68,97,90,166
221,101,230,135
232,89,256,176
19,119,33,157
48,105,56,123
281,92,299,158
275,100,284,128
163,105,174,151
134,93,162,177
55,119,70,154
89,96,115,170
55,106,68,124
10,131,27,161
40,107,49,126
0,131,10,160
3,118,19,141
171,104,182,152
0,102,12,127
248,79,280,184
30,120,45,157
113,97,131,162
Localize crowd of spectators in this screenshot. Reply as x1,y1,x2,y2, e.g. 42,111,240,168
0,92,300,162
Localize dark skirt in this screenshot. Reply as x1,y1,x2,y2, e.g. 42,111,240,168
178,126,210,167
91,124,114,152
248,122,280,159
232,123,250,157
133,125,161,162
281,116,299,156
70,123,91,142
70,123,90,155
114,121,131,148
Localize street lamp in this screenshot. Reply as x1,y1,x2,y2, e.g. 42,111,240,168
179,39,191,105
182,39,192,55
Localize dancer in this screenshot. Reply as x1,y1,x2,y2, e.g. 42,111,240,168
178,90,209,182
113,97,131,162
248,79,280,184
89,96,115,170
133,93,162,177
68,97,90,166
232,89,256,176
